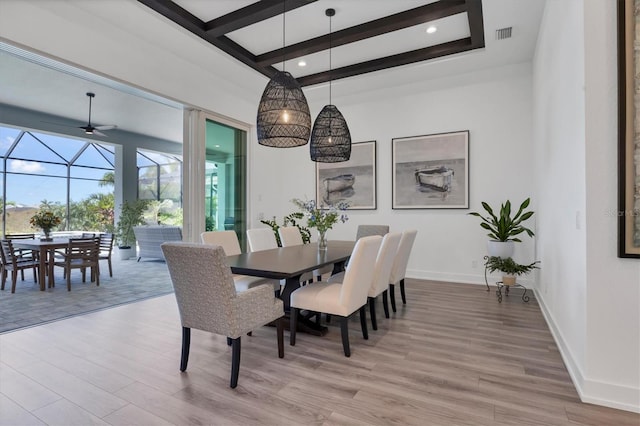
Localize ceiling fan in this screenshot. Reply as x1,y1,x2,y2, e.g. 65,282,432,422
78,92,117,136
44,92,117,137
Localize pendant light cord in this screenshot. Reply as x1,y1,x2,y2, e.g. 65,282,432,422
282,0,286,72
329,12,332,105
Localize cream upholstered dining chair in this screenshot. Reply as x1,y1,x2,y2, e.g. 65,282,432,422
290,235,382,357
389,229,418,312
361,232,401,329
355,224,389,240
246,228,278,252
328,232,401,329
278,226,332,282
200,231,280,294
161,242,285,388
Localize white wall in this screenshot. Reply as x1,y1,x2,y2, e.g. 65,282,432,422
250,62,536,285
2,0,638,413
533,0,640,412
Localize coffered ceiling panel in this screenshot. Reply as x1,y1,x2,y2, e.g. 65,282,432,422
138,0,485,87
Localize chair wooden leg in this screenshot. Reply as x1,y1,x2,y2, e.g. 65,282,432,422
382,290,390,318
340,316,351,357
227,337,232,346
400,278,406,305
180,327,190,372
67,267,72,291
389,284,397,313
11,270,18,293
276,317,284,358
1,270,6,290
33,266,37,283
20,269,25,281
290,308,298,346
230,337,241,388
108,258,113,277
359,306,368,340
368,297,378,331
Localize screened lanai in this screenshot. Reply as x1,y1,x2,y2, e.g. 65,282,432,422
0,124,182,237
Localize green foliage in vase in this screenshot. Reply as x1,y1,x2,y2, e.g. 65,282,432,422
260,212,311,246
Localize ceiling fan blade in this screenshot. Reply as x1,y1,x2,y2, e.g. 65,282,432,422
94,124,117,131
93,130,108,137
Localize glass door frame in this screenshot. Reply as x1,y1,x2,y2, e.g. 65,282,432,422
182,109,253,244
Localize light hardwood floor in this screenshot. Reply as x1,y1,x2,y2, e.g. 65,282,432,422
1,279,638,425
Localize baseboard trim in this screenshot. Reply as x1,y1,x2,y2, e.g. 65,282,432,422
536,290,640,413
406,269,535,287
405,272,640,413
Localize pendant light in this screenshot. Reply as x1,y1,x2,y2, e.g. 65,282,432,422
310,8,351,163
256,0,311,148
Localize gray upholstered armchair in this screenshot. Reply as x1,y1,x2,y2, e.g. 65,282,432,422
161,242,285,388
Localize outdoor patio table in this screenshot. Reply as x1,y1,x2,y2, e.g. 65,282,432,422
12,238,70,291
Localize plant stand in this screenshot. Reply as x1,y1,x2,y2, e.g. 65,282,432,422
495,281,529,303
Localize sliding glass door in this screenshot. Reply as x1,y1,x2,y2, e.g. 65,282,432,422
204,119,248,250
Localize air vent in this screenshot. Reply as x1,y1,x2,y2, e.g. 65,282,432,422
495,27,512,40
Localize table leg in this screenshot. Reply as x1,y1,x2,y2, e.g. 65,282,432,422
38,247,46,291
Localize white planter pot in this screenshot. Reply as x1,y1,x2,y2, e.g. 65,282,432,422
487,240,515,258
118,247,133,260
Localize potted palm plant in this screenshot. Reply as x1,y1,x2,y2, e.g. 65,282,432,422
484,256,540,286
469,198,535,258
115,200,148,260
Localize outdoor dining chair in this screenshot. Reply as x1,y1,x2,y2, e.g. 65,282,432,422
50,237,100,291
5,233,38,281
98,233,114,277
0,239,39,293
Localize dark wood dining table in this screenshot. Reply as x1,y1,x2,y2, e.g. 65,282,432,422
12,238,70,291
227,240,355,335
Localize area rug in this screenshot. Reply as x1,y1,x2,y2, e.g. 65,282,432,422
0,258,174,333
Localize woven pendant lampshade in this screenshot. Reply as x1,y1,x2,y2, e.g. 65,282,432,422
310,8,351,162
257,70,311,147
310,104,351,162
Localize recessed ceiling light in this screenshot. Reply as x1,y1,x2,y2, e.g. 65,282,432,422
298,60,307,67
426,26,437,34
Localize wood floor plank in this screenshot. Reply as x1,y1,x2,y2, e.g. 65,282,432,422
0,394,45,426
11,361,128,418
0,363,61,412
30,399,110,426
0,278,637,426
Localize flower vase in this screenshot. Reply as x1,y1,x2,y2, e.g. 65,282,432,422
318,230,328,251
41,228,53,241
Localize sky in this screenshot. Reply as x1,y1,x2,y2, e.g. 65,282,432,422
1,126,113,207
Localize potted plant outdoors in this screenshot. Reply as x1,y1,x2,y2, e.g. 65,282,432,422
115,200,148,260
484,256,540,286
469,198,535,258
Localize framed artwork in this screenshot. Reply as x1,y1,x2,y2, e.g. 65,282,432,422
315,140,376,210
618,0,640,258
392,130,469,209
